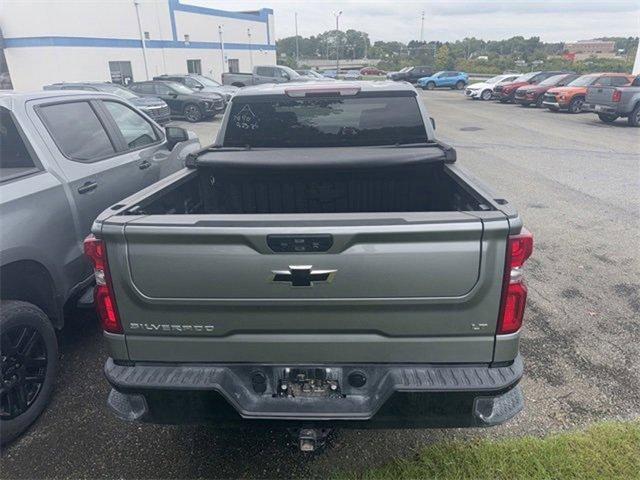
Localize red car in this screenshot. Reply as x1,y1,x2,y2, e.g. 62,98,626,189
514,73,580,107
493,71,572,103
360,67,386,76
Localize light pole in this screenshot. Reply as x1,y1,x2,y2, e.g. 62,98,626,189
420,11,425,43
247,28,253,70
133,0,149,80
294,12,300,64
333,11,342,74
218,25,225,80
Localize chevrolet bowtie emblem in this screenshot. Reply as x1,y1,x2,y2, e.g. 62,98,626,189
271,265,337,287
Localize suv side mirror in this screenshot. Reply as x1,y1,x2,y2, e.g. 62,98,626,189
165,126,189,150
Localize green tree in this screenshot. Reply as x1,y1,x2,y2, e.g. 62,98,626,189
435,44,453,70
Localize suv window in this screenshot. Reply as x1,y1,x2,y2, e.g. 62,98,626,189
103,101,159,149
155,83,173,95
1,107,38,180
131,83,155,94
256,67,274,77
38,101,115,162
183,77,201,89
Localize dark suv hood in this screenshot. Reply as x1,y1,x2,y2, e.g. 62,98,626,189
129,96,167,108
190,91,224,101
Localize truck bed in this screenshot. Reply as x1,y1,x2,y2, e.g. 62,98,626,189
96,143,520,365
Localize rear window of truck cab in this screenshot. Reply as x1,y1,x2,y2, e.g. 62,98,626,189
223,94,428,148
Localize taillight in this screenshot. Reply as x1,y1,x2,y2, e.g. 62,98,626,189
612,89,622,102
84,234,122,333
497,228,533,335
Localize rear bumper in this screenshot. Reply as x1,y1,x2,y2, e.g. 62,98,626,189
582,103,618,115
104,356,524,428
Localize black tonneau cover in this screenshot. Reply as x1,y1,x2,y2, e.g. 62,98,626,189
186,141,456,171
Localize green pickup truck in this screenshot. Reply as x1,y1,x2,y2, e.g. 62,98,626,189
87,81,533,451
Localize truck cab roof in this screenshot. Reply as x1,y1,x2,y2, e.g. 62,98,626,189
234,80,418,97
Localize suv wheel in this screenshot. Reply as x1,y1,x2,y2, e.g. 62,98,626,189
535,94,545,108
568,96,584,114
597,113,618,123
184,104,203,123
481,89,492,101
425,82,435,90
627,104,640,127
0,301,58,446
455,80,465,90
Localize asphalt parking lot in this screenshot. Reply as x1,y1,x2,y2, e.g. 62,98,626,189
2,89,639,479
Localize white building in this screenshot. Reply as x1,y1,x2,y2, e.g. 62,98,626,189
0,0,276,91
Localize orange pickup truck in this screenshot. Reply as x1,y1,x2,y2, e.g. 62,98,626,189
542,73,634,113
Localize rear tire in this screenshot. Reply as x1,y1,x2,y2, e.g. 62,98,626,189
568,96,585,114
598,113,618,123
627,104,640,127
183,104,203,123
0,301,58,446
480,89,492,101
455,80,465,90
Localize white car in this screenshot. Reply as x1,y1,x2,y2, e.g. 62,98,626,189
465,74,520,101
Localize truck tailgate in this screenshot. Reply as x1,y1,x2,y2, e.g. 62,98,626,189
104,212,510,363
586,86,616,105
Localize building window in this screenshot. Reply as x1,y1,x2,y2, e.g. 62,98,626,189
187,59,202,74
108,61,133,85
228,59,240,73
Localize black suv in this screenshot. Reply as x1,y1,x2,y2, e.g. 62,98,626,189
42,82,171,124
129,80,225,122
153,74,238,102
387,66,434,83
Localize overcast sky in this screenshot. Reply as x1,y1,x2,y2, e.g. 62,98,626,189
194,0,640,43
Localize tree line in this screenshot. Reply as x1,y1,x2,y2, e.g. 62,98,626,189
276,32,638,74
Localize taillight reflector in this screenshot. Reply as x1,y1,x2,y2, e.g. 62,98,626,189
84,234,122,334
612,89,622,102
497,228,533,335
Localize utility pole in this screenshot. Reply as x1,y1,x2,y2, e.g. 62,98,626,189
218,25,225,80
294,12,300,64
247,28,253,70
133,0,149,80
334,11,342,74
420,10,425,43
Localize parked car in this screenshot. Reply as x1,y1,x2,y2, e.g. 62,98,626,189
465,74,521,100
514,73,580,107
129,80,225,122
0,90,199,445
91,81,532,452
321,69,338,79
583,75,640,126
295,69,336,81
43,82,172,124
344,70,362,80
417,71,469,90
152,74,238,102
493,71,572,103
360,67,386,76
221,65,306,87
542,73,634,113
386,66,433,83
